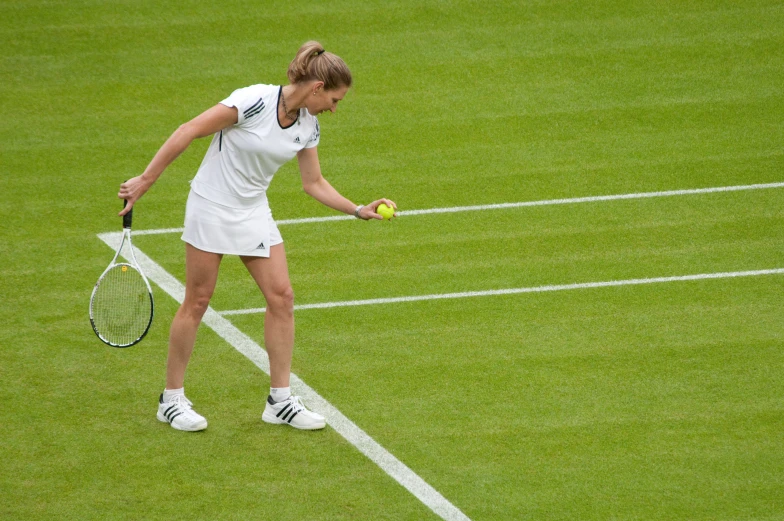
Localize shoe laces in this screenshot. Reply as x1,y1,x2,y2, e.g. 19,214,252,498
168,394,193,410
286,395,306,413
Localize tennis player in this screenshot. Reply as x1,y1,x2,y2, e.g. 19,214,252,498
118,41,396,432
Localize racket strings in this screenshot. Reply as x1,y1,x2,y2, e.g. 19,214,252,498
91,264,152,346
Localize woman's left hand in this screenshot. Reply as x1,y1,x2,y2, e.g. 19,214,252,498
361,199,398,220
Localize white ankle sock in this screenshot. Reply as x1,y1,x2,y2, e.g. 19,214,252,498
270,387,291,403
163,388,185,401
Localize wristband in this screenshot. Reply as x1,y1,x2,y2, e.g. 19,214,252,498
354,205,365,219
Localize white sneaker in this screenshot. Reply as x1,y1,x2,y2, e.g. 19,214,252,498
157,393,208,431
262,395,326,430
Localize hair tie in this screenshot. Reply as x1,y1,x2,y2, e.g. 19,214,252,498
316,49,325,56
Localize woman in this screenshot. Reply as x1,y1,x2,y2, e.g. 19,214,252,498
118,41,396,432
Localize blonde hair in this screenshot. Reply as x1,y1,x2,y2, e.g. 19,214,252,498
287,41,352,91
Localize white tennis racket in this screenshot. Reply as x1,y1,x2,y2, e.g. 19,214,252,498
89,201,154,348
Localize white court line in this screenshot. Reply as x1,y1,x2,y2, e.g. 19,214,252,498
97,232,472,521
219,269,784,315
130,181,784,236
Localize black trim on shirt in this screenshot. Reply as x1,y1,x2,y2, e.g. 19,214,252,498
276,86,298,129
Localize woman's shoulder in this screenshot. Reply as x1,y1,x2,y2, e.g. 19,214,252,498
221,84,279,111
230,83,279,97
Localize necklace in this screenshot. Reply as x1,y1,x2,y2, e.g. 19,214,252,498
280,90,298,121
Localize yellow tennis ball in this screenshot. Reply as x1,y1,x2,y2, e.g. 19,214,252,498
377,203,395,220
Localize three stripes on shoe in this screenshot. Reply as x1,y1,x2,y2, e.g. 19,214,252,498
268,396,299,424
160,395,184,423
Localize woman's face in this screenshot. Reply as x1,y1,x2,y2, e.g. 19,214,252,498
307,85,349,115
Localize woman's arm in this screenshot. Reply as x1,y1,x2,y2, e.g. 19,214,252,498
118,103,239,215
297,146,395,220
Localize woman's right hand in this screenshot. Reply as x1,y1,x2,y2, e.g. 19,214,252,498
118,175,152,216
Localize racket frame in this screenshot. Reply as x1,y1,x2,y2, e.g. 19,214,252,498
89,206,154,348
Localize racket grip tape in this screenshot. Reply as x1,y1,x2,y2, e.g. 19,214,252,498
123,199,133,229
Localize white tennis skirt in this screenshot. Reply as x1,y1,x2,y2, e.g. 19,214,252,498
181,191,283,257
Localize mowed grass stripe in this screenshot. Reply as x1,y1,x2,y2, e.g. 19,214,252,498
127,180,783,314
124,181,784,236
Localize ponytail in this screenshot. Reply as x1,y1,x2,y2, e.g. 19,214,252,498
287,41,352,90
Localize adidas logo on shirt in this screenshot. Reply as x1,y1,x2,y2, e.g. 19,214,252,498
294,136,300,143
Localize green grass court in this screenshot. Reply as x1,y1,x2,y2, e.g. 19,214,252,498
2,1,783,519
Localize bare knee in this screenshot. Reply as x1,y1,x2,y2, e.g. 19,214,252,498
267,285,294,316
180,292,212,321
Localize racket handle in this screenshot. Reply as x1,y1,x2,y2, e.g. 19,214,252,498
123,199,133,229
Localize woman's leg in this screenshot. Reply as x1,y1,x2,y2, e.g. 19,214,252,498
242,244,325,430
241,244,294,388
166,243,223,389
